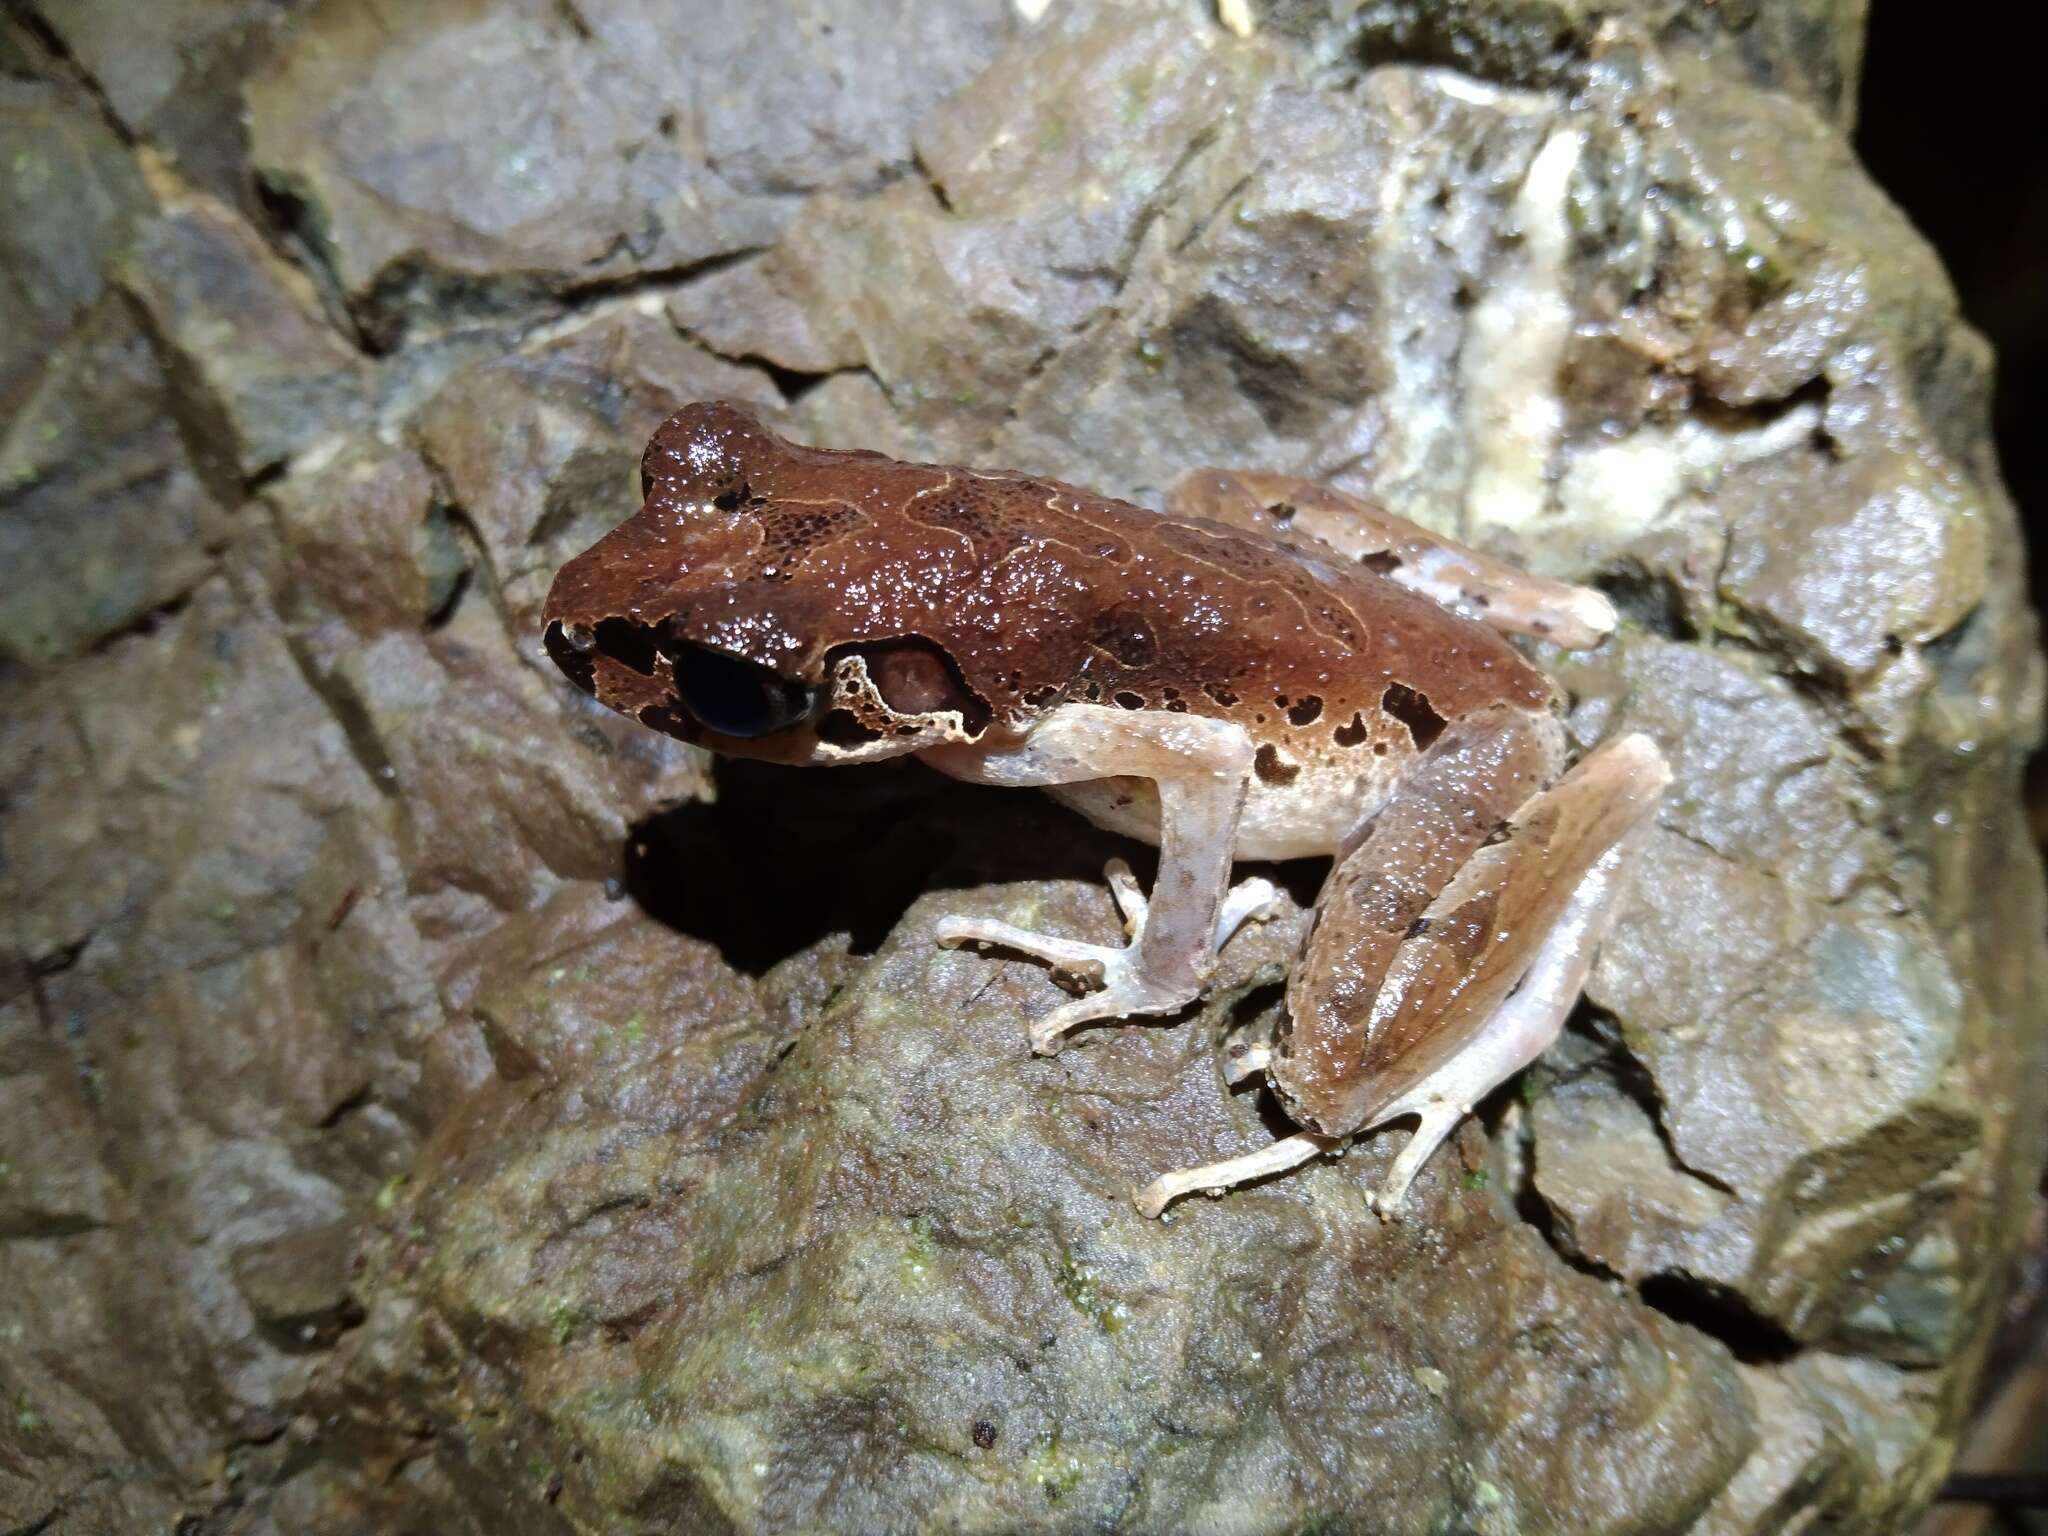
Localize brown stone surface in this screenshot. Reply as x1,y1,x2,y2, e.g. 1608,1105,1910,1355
1,2,2041,1533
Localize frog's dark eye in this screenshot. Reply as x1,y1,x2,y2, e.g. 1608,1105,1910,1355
667,643,816,739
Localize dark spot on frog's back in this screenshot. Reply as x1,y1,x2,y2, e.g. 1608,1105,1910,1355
1381,682,1446,750
1286,695,1323,727
1254,744,1299,786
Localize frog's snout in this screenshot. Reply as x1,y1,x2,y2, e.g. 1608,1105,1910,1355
543,618,599,695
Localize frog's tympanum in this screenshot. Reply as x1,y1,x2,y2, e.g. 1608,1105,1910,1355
544,402,1668,1217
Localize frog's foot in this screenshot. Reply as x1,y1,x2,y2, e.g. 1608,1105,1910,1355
1222,1036,1273,1084
930,923,1194,1054
1129,1110,1470,1220
1132,1131,1339,1218
936,860,1280,1055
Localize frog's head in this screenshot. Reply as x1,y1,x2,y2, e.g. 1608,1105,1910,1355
542,401,997,765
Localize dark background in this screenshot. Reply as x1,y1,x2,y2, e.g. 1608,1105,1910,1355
1859,9,2046,622
1859,11,2048,1506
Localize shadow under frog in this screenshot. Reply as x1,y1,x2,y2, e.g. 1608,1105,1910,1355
545,401,1669,1217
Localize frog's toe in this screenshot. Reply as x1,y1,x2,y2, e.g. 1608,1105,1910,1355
1103,858,1148,935
1026,954,1207,1054
1028,977,1139,1054
1216,876,1282,948
1222,1037,1273,1083
1131,1131,1338,1218
933,915,1116,980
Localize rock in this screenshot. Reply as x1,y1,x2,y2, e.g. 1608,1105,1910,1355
263,438,459,636
230,1217,361,1335
330,805,1754,1534
0,75,154,416
0,1,2042,1532
117,163,370,490
244,0,1021,345
0,999,113,1239
35,0,303,204
0,294,224,664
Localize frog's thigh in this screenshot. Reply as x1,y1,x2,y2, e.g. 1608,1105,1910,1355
1134,732,1668,1219
926,704,1267,1054
1166,468,1615,649
1273,704,1568,1134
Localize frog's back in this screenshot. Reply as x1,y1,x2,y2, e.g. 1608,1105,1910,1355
971,472,1553,723
620,402,1553,753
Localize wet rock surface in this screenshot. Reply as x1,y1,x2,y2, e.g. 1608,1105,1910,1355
2,1,2043,1533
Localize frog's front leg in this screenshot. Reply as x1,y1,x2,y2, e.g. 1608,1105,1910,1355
925,704,1276,1054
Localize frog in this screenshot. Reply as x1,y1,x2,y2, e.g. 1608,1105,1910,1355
542,401,1669,1218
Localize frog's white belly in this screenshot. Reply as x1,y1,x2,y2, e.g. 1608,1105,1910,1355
1047,750,1405,863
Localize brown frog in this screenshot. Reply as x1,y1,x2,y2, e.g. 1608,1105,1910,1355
543,402,1668,1217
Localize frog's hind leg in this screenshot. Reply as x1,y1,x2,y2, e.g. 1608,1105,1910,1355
927,704,1278,1055
1131,839,1630,1218
1166,469,1615,649
1348,810,1652,1215
1133,732,1668,1219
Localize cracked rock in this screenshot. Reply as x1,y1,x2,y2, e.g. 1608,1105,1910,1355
0,1,2042,1533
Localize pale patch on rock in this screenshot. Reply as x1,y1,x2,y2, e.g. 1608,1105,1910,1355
1556,402,1823,545
1463,125,1581,535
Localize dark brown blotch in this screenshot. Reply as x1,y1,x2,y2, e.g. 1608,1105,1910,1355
1381,682,1445,751
595,617,659,675
1254,744,1300,786
636,702,697,741
818,709,883,747
1287,695,1323,727
1092,611,1158,669
1333,711,1368,747
544,621,597,693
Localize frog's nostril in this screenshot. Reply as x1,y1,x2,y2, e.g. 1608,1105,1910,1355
543,620,598,693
